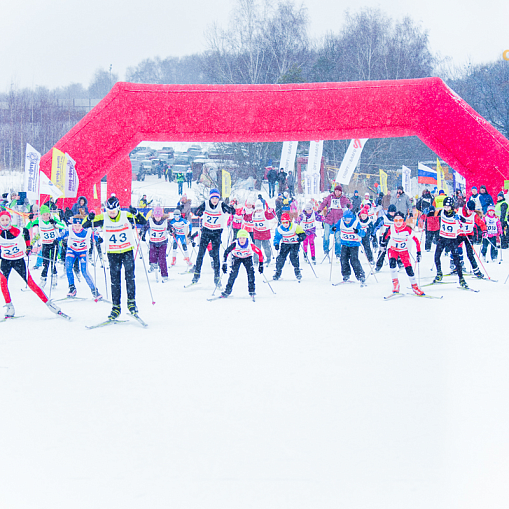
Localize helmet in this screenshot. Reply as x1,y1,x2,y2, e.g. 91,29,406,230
237,229,249,239
443,197,454,207
106,196,120,210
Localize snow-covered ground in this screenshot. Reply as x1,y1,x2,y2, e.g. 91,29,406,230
2,175,509,508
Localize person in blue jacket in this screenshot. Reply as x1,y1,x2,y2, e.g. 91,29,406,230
334,209,366,284
478,185,494,214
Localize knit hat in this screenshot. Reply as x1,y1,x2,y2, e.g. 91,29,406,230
487,205,496,212
438,190,445,195
106,196,120,210
153,206,163,217
40,204,50,214
71,216,83,225
304,202,313,211
1,193,7,199
467,200,475,211
281,212,290,222
173,208,181,216
498,191,505,199
343,210,354,220
0,209,11,219
237,229,249,239
209,188,220,199
471,186,478,192
364,192,370,197
359,205,370,216
334,185,342,192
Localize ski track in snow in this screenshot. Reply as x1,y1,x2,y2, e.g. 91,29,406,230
1,176,509,508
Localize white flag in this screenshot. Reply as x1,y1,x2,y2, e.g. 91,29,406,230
24,144,41,202
280,141,298,174
40,171,63,200
64,153,79,198
402,165,412,195
336,139,368,185
305,141,323,196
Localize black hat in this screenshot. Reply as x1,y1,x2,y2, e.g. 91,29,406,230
388,204,397,213
467,200,476,211
394,211,405,220
106,196,120,210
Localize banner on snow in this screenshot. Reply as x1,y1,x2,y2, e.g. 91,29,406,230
402,165,411,196
279,141,298,174
51,148,67,197
24,144,41,202
335,139,368,185
64,152,79,198
305,141,323,195
222,169,231,198
40,171,63,200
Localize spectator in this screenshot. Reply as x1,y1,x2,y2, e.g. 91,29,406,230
478,185,494,214
176,194,192,220
0,193,8,208
433,190,447,212
390,185,411,217
351,190,362,214
277,168,287,194
43,196,58,211
71,196,89,217
416,189,433,214
495,191,508,249
382,190,391,211
257,194,266,208
286,171,295,198
469,186,482,212
454,189,466,209
175,171,185,195
275,193,283,223
186,168,193,188
138,195,152,208
267,167,278,198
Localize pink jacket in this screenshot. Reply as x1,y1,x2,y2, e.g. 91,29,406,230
317,194,351,225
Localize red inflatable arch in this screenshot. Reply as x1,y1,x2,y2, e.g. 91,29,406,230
39,77,509,210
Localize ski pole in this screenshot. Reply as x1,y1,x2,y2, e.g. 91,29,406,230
304,249,318,278
134,226,155,305
261,271,276,294
361,247,378,283
465,235,492,280
48,242,58,299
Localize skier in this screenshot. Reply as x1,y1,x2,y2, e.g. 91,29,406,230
220,229,263,299
0,210,62,318
26,204,66,288
357,205,374,264
191,189,234,286
241,200,255,241
433,196,468,288
83,196,147,320
386,211,424,295
168,208,193,268
230,202,244,243
273,212,306,280
453,199,486,277
62,216,103,299
335,209,366,284
372,204,397,271
481,205,502,262
297,202,319,264
252,199,276,266
141,206,173,282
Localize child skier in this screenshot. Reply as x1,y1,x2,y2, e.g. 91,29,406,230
220,229,264,299
83,196,147,320
62,216,103,299
0,210,62,318
297,202,319,264
481,205,502,262
191,189,234,286
242,200,255,241
26,204,66,287
273,212,306,280
357,205,374,264
168,208,193,269
386,211,424,295
141,206,173,282
335,209,366,284
252,199,276,266
373,204,397,271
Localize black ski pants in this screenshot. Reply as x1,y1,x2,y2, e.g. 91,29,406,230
457,235,479,271
108,250,136,306
194,228,222,278
340,245,365,280
361,235,373,263
41,242,58,278
275,243,300,277
224,256,255,295
425,230,439,251
435,237,463,279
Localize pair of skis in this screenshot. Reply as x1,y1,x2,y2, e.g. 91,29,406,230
86,313,148,329
332,280,367,287
384,292,443,300
207,294,255,302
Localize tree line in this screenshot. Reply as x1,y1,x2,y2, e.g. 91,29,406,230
1,1,507,187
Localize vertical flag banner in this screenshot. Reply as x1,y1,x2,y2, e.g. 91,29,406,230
379,169,388,194
336,139,368,185
436,158,449,194
280,141,298,173
222,169,231,198
417,162,437,185
24,143,41,202
93,184,98,200
51,148,67,197
39,172,63,200
64,152,79,198
306,140,323,195
402,165,412,195
453,169,466,191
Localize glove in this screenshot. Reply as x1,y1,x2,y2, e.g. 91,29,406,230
88,211,95,221
258,263,264,274
141,233,146,242
191,241,196,247
29,213,34,220
97,236,104,244
129,205,137,215
331,226,336,232
274,244,279,251
482,231,488,239
222,263,228,274
416,251,421,262
353,228,359,234
49,218,56,225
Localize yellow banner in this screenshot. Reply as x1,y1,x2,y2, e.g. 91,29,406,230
51,148,66,198
379,169,388,194
222,169,231,198
93,183,98,200
436,158,449,194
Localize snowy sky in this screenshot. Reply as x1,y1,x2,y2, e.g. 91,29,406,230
1,0,507,91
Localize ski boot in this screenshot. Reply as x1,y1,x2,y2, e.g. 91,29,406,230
473,268,484,279
162,276,169,283
220,291,230,298
360,277,366,287
108,305,121,320
303,252,308,262
171,257,177,266
312,256,316,265
67,285,77,298
343,275,350,282
184,257,192,267
392,278,400,293
273,272,281,281
92,288,102,301
433,271,443,283
148,263,157,273
32,264,41,270
4,303,15,317
51,274,58,288
214,275,222,288
459,277,469,289
46,300,62,315
191,272,200,284
127,299,138,315
295,270,302,281
411,283,425,296
40,276,47,288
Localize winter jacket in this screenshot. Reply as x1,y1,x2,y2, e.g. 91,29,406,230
317,193,351,225
390,192,411,216
267,169,278,183
71,196,89,217
478,190,494,214
416,193,433,213
381,194,391,210
350,194,362,213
